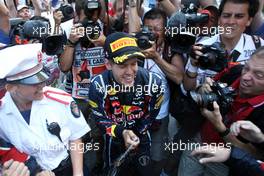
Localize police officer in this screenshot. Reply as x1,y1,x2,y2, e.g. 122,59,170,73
0,44,90,176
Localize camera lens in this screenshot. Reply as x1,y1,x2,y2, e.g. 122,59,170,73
64,6,74,15
190,91,218,110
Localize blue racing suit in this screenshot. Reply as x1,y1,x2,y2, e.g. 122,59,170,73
88,67,164,175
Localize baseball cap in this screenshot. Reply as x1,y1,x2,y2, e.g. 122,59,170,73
0,44,49,85
17,5,29,12
104,32,145,64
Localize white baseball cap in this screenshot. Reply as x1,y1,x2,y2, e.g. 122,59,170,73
0,44,49,84
17,4,29,12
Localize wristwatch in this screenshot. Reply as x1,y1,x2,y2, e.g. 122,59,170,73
219,128,230,138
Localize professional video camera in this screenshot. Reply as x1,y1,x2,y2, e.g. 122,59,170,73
58,4,74,23
182,3,209,25
190,82,236,114
190,42,227,72
135,26,156,50
12,19,50,39
10,18,66,55
84,0,102,20
167,11,196,54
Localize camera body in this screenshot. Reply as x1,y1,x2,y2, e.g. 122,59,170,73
20,20,50,39
190,82,236,114
84,0,102,20
82,19,101,40
135,27,156,50
59,4,74,23
11,18,66,55
42,34,67,55
196,42,227,72
78,18,101,48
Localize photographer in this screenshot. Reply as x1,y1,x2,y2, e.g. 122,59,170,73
16,0,42,20
59,0,107,173
177,46,264,175
164,9,264,169
59,0,106,105
183,0,264,91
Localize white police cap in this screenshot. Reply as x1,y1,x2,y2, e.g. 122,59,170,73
0,44,49,84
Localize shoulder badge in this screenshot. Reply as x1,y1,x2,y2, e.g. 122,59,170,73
70,101,80,118
44,89,72,105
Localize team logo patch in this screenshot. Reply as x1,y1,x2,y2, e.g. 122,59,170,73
138,155,150,166
70,101,80,118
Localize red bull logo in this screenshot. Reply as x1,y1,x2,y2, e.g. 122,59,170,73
122,105,142,115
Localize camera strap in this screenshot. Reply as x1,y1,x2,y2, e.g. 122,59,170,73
228,50,240,62
105,0,109,34
251,35,261,50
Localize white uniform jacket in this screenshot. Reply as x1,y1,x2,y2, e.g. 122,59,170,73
0,87,91,170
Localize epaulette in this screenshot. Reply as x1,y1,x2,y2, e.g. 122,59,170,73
44,88,72,105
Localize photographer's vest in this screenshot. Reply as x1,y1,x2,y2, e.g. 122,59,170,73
201,78,264,144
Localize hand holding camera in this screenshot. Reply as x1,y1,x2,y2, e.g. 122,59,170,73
190,81,236,113
88,31,106,47
200,101,223,126
53,10,64,26
190,42,227,72
141,43,161,61
69,23,84,44
189,44,204,67
197,77,214,94
135,26,157,50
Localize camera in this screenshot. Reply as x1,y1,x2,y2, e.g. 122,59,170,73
10,18,66,55
58,4,74,23
84,0,102,20
182,3,209,25
42,34,67,55
194,42,227,72
19,20,50,39
166,11,197,54
190,82,236,114
82,19,101,40
135,26,156,50
109,16,125,33
169,31,196,54
78,18,101,48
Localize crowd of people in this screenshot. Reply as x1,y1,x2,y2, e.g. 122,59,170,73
0,0,264,175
